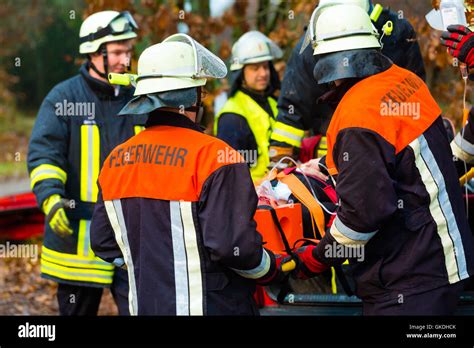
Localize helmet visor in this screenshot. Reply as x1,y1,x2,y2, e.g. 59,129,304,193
163,33,227,79
110,11,139,34
313,49,392,84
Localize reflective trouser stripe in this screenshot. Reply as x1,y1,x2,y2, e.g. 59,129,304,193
270,122,305,148
105,199,138,315
80,124,100,202
134,125,145,135
30,164,67,189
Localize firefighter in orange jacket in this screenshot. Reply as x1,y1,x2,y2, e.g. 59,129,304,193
290,4,474,315
89,34,287,315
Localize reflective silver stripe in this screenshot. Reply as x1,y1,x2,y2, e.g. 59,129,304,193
87,125,94,202
42,246,113,269
180,201,203,316
104,199,138,315
170,201,190,316
419,135,468,281
334,216,377,241
452,133,474,163
81,124,99,202
454,133,474,155
272,128,302,142
41,252,112,268
231,249,271,279
41,264,113,280
410,136,463,283
83,220,91,257
30,169,65,182
30,164,67,189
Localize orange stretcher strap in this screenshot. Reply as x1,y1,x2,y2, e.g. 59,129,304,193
278,173,326,239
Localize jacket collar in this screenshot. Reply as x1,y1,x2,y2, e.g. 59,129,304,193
145,110,204,133
79,62,134,99
317,78,361,110
240,86,271,104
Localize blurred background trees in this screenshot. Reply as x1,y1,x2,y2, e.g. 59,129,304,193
0,0,471,178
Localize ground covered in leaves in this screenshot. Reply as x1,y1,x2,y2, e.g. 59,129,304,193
0,241,118,315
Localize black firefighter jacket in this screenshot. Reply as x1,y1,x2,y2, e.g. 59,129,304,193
27,63,146,287
90,112,277,315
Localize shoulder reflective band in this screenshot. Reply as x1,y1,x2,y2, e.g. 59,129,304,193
270,121,305,148
30,164,67,190
134,125,145,135
80,124,100,202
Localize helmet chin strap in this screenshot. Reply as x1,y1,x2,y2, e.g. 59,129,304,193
185,87,204,123
89,45,109,80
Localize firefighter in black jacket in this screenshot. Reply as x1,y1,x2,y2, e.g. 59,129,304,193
291,4,474,315
90,34,287,315
269,0,427,162
27,11,146,315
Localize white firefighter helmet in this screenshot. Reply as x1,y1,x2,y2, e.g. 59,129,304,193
229,31,283,71
79,11,138,54
301,0,374,54
311,4,380,56
317,0,370,12
133,33,227,96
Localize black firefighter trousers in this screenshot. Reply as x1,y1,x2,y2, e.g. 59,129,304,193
56,267,129,316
